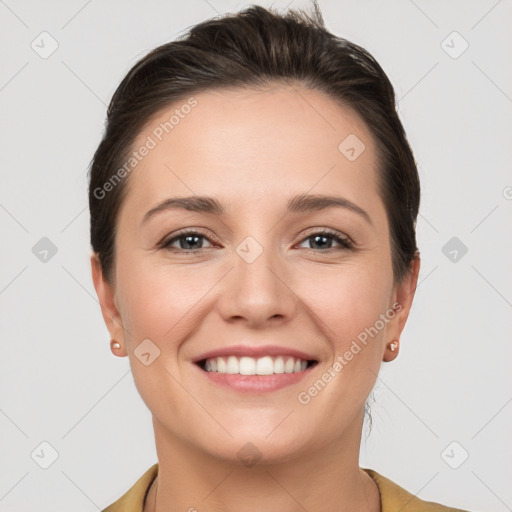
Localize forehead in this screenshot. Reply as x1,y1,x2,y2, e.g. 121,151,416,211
125,85,380,214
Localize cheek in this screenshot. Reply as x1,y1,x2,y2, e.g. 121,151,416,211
115,263,214,420
290,263,392,439
299,263,391,398
115,252,232,364
298,261,392,345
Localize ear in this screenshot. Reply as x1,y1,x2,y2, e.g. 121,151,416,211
90,252,127,357
382,253,421,362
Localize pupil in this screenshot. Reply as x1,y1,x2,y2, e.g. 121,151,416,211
312,235,331,249
181,235,201,249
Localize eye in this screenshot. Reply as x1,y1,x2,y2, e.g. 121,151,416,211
160,229,216,252
297,229,354,251
159,228,354,253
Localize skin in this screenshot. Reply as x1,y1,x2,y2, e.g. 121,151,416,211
91,83,420,512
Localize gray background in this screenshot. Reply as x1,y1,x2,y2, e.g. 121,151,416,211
1,0,511,510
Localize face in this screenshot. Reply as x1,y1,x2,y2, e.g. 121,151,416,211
92,84,419,465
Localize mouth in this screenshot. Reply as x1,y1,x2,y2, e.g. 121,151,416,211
191,345,320,393
196,355,318,375
194,356,318,393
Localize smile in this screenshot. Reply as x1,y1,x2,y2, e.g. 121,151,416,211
199,355,317,375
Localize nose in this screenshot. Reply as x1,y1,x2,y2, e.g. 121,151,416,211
217,240,298,328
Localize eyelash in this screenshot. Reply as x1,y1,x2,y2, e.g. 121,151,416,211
159,228,355,253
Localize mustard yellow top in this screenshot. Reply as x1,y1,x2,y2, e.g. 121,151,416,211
102,463,470,511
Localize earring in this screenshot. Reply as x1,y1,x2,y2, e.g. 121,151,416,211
388,340,399,352
111,340,121,350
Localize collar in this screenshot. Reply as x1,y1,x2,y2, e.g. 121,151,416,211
102,463,466,511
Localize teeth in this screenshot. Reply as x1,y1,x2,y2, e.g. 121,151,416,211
274,356,284,374
239,356,256,375
284,357,295,373
226,356,239,374
256,356,273,375
202,355,311,375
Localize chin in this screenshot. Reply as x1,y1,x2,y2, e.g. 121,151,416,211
201,431,313,467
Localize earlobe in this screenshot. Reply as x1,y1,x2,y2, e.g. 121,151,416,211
382,253,421,363
90,252,127,356
383,339,399,362
110,339,125,357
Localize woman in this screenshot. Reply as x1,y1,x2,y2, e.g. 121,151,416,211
89,3,470,511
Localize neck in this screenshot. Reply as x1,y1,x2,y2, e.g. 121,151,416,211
144,416,380,512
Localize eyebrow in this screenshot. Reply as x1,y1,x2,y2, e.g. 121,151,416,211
142,193,372,225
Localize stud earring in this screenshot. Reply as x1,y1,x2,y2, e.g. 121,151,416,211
111,340,121,350
388,340,399,352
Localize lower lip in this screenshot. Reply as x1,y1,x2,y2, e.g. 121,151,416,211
195,364,316,393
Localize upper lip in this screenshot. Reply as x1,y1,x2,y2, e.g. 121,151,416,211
192,344,318,364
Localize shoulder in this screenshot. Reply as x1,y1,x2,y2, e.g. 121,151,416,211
363,468,472,512
102,463,158,512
